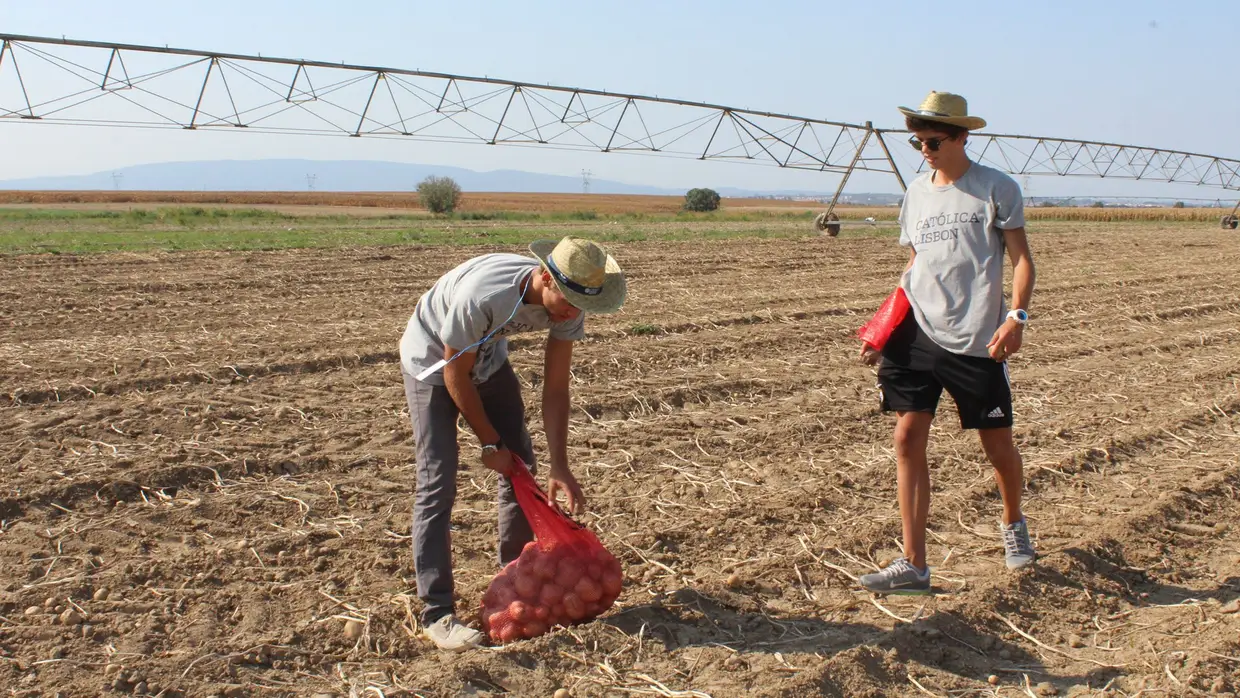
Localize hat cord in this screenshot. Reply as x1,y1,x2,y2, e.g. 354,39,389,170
414,273,532,382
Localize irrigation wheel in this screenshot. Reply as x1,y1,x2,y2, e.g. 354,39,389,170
813,211,842,237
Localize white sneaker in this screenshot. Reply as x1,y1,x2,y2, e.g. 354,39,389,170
421,614,483,651
1001,517,1037,570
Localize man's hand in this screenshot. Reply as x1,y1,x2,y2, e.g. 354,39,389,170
547,465,586,516
482,447,515,476
987,319,1024,362
860,342,881,366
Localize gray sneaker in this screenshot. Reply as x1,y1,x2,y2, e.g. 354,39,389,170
421,614,483,651
1001,517,1037,570
858,558,931,595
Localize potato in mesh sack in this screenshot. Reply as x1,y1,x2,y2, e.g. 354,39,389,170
480,457,623,644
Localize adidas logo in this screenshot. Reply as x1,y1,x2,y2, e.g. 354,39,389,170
987,407,1005,419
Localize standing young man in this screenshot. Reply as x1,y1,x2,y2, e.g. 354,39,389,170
858,91,1037,594
399,237,626,649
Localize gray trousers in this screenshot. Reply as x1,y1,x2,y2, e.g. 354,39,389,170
403,362,536,624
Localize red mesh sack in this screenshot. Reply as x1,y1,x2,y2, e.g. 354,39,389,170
480,456,623,644
857,287,911,351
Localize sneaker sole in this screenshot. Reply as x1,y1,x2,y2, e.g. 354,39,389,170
862,587,932,596
420,630,482,652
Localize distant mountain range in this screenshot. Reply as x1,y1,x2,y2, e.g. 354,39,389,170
0,159,846,199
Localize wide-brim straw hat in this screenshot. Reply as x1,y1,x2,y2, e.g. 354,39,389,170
898,91,986,130
529,237,626,314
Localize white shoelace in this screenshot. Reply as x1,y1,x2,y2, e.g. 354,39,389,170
1003,522,1034,555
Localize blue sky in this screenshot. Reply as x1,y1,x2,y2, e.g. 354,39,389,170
1,0,1237,198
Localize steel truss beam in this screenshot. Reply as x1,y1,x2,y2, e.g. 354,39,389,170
0,33,896,179
0,34,1235,226
882,130,1240,193
876,129,1240,231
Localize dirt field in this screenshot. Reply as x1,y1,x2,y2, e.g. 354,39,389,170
2,221,1239,697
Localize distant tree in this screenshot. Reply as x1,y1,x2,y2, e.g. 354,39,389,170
1172,201,1185,208
683,188,721,212
1091,201,1106,208
418,175,462,214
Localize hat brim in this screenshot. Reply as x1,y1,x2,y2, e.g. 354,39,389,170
898,106,986,131
529,240,627,315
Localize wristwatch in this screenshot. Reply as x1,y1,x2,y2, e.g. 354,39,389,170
480,439,504,457
1006,309,1029,325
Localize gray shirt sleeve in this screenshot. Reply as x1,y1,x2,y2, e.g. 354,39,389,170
993,176,1026,230
549,315,586,341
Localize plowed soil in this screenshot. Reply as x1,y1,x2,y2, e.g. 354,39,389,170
2,222,1239,697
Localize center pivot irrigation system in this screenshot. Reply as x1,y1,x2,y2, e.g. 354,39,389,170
1,33,1237,231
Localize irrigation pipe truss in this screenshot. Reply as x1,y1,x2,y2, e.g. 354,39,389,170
1,34,1236,227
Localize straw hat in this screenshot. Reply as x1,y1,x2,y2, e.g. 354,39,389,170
529,237,626,314
898,91,986,130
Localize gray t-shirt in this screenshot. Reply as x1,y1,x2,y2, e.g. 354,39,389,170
898,162,1025,357
399,253,585,385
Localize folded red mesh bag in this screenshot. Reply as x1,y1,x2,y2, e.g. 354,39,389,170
857,287,911,351
480,456,623,644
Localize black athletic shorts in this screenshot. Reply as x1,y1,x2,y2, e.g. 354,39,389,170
876,313,1014,430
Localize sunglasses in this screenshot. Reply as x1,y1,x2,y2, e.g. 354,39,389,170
908,134,955,152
